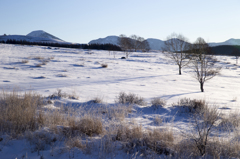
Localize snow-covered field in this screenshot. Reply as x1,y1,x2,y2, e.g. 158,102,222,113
0,43,240,158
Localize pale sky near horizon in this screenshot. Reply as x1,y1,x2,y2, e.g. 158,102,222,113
1,0,240,43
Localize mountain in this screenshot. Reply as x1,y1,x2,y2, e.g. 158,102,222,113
89,36,240,50
209,38,240,47
89,36,119,45
88,36,165,50
146,38,165,50
27,30,64,42
0,30,68,44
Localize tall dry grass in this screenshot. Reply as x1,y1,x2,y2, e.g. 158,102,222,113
0,90,42,136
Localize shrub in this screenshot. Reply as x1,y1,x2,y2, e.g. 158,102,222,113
188,106,220,156
35,63,42,67
115,124,174,156
65,137,85,150
115,92,146,105
33,56,44,60
22,59,29,63
57,74,67,77
101,63,108,68
177,98,206,113
220,112,240,130
89,97,103,104
77,115,103,136
151,97,166,108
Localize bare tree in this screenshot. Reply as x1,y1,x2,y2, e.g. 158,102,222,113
118,34,132,58
189,106,219,156
231,48,240,64
163,33,192,75
119,34,150,57
190,37,221,92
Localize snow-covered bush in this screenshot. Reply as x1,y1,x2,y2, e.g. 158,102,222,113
115,92,146,105
177,98,206,113
151,97,166,108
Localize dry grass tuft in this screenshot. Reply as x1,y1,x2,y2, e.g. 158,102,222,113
0,90,43,136
77,115,103,136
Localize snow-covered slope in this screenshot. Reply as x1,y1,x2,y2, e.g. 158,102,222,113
27,30,64,42
0,44,240,158
209,38,240,47
88,36,119,45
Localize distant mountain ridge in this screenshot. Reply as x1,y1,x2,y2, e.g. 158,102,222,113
89,36,240,50
88,36,165,50
208,38,240,47
0,30,69,44
27,30,64,42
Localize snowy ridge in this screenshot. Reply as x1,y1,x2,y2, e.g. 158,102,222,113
88,36,119,45
209,38,240,47
89,36,240,50
88,36,166,50
27,30,64,42
0,30,71,44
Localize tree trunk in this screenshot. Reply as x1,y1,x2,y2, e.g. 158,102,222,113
179,67,182,75
200,81,204,92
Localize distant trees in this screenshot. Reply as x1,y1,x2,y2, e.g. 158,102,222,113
118,34,150,58
190,37,221,92
162,33,192,75
231,48,240,64
0,39,122,51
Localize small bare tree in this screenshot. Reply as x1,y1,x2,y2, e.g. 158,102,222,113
231,48,240,64
163,33,192,75
190,37,221,92
189,106,219,156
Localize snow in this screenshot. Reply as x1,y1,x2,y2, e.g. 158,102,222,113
0,43,240,158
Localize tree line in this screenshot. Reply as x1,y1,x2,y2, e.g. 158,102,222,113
118,34,150,58
0,39,122,51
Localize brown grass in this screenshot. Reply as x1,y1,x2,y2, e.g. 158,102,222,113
0,90,43,136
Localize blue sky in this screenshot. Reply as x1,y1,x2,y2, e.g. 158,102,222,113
1,0,240,43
